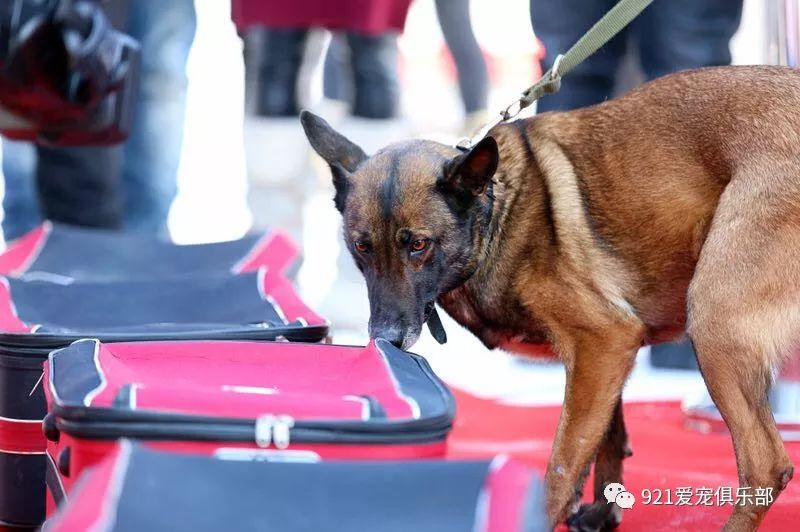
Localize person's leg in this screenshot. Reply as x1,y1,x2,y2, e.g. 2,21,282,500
323,33,352,104
636,0,744,80
256,28,309,116
1,140,41,240
530,0,625,112
122,0,196,234
434,0,489,115
346,32,400,119
35,145,123,229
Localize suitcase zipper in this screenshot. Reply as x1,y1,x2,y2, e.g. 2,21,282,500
255,414,295,449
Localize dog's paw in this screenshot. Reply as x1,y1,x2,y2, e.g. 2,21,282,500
566,502,622,532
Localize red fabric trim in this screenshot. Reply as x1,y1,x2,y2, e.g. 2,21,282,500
232,229,299,277
260,267,326,326
484,456,536,532
0,278,33,332
0,417,46,454
0,223,49,276
46,445,122,531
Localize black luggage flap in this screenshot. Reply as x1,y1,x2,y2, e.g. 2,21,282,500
0,271,328,348
48,442,547,532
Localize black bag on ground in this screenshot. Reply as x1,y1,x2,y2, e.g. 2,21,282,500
47,442,547,532
0,222,300,280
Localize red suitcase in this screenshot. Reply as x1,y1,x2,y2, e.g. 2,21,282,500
46,441,546,532
0,270,326,528
43,338,455,512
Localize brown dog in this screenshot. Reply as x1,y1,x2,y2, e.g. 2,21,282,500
301,65,798,531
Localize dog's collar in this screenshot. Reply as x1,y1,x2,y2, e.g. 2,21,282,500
427,150,496,345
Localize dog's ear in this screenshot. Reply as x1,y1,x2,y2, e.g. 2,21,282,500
300,111,367,211
439,136,498,197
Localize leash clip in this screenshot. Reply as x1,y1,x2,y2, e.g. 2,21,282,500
544,53,564,94
455,54,565,151
456,112,505,151
550,54,564,82
501,99,524,121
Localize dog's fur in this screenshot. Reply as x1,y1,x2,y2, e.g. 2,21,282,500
301,65,798,531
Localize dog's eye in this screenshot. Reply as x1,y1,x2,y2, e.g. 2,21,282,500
354,241,369,253
410,239,429,253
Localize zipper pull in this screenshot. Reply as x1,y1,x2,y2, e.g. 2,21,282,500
255,414,275,448
273,415,295,450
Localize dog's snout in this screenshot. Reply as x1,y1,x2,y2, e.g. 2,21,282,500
372,325,405,348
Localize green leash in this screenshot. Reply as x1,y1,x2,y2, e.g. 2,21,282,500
458,0,654,149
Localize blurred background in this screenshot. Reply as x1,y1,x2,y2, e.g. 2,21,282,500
0,0,783,404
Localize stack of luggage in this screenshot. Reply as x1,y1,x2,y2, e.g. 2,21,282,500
0,222,545,531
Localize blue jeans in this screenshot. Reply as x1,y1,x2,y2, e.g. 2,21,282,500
1,0,195,239
531,0,744,112
1,141,39,240
122,0,196,234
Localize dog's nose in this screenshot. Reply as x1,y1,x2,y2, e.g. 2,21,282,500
374,326,404,349
387,337,403,349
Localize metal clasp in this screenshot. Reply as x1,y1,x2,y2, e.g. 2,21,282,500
255,414,275,448
273,415,295,450
255,414,295,449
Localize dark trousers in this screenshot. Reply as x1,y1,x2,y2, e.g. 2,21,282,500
531,0,744,112
257,28,399,119
434,0,488,114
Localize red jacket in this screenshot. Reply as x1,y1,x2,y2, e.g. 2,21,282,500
231,0,413,35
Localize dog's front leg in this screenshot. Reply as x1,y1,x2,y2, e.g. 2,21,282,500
545,332,639,529
566,398,631,532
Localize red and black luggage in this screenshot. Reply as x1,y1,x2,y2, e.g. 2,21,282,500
0,271,326,528
47,441,546,532
0,270,326,349
0,222,299,280
43,338,454,509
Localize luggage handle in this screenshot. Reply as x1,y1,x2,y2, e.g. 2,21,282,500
214,447,321,463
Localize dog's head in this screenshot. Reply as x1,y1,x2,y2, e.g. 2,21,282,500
301,111,499,349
